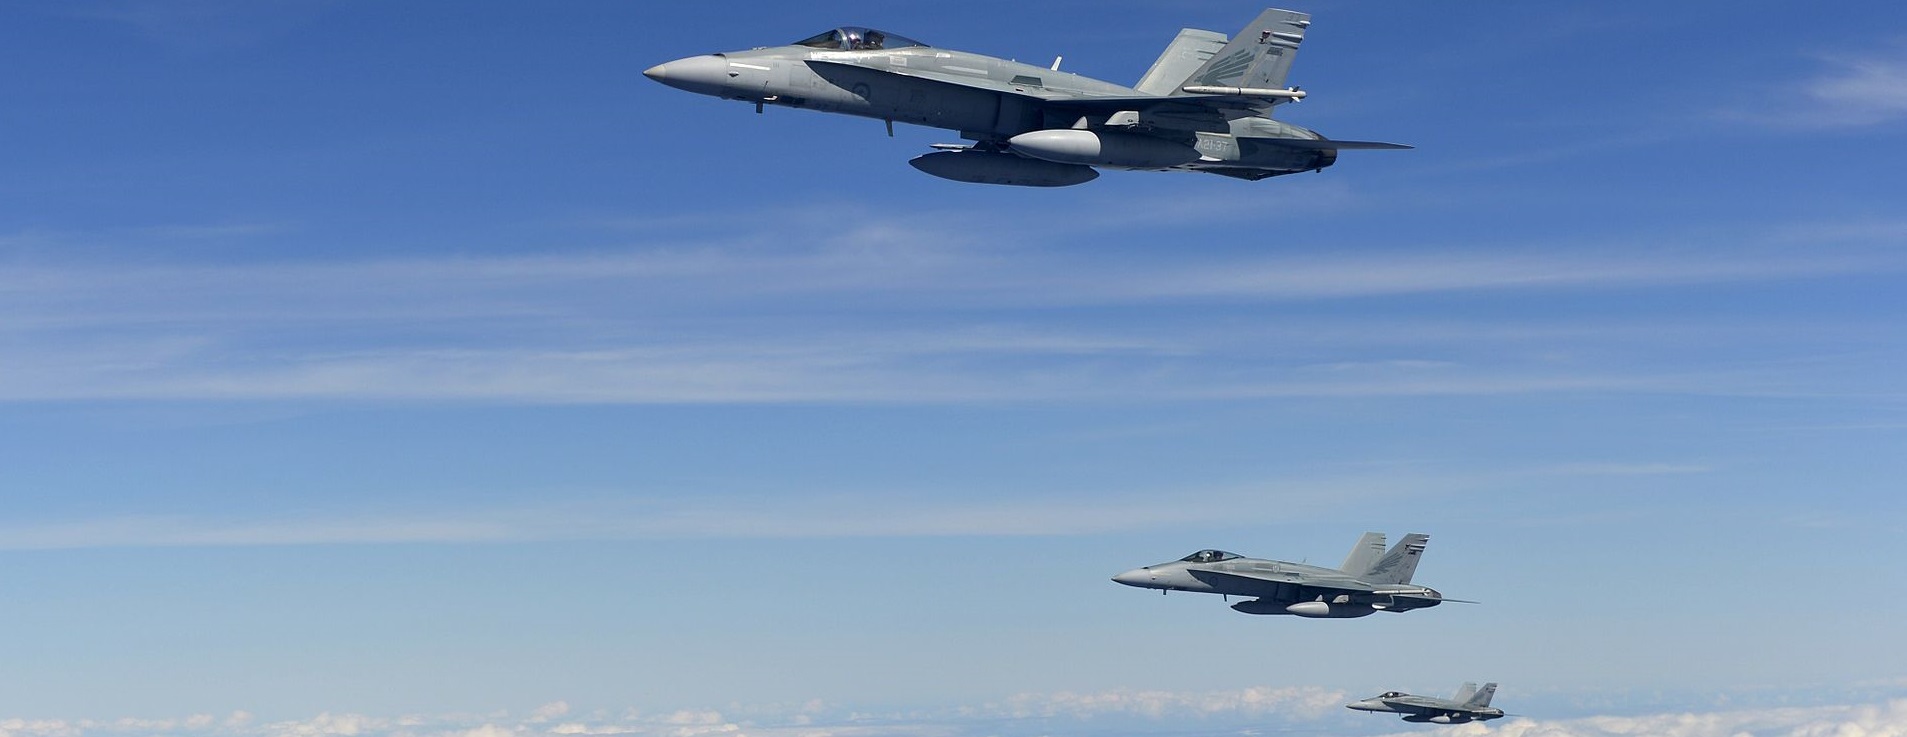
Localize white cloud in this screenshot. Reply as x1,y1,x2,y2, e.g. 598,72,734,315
0,514,511,550
0,332,1721,404
455,726,517,737
1515,462,1712,477
0,718,81,737
8,698,1905,737
260,712,376,737
0,454,1655,546
1801,51,1907,127
989,685,1347,719
0,455,1698,549
1730,48,1907,129
1436,700,1907,737
0,456,1713,549
47,2,333,51
3,212,1901,406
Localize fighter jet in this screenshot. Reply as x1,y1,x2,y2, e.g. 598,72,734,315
1347,683,1506,724
643,8,1406,186
1111,533,1460,618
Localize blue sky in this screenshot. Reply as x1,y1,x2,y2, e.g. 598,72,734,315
4,1,1907,735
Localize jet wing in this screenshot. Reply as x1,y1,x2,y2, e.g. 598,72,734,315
1196,569,1370,587
803,58,1412,146
1193,567,1447,600
1051,93,1275,113
1188,568,1376,599
803,58,1075,100
804,59,1245,129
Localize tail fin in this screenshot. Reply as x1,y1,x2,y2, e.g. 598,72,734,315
1452,683,1478,704
1134,28,1229,95
1464,683,1497,708
1338,532,1387,575
1363,533,1429,584
1174,8,1310,93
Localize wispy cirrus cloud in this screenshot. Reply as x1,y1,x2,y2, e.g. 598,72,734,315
5,200,1905,410
1728,46,1907,129
45,0,334,51
1801,49,1907,127
4,211,1902,405
0,460,1709,550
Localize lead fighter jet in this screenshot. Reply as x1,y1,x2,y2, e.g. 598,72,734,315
1112,533,1462,618
1347,683,1506,724
643,8,1406,186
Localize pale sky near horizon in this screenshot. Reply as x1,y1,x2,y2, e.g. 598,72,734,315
3,2,1906,736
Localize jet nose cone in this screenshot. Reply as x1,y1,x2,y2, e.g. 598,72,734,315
642,55,731,93
1111,567,1154,587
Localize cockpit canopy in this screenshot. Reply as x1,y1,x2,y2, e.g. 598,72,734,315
1179,549,1241,564
793,27,928,51
1380,692,1406,699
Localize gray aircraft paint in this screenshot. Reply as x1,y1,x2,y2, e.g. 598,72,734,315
643,8,1406,186
1347,682,1506,724
1133,29,1227,96
1111,532,1459,618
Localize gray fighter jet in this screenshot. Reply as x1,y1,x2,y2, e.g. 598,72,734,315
643,8,1406,186
1347,683,1505,724
1111,533,1460,618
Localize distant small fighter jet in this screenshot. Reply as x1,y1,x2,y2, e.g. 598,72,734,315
1347,682,1506,724
644,8,1406,186
1112,532,1462,618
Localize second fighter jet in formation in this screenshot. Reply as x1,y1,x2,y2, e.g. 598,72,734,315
1112,532,1462,618
1348,683,1505,723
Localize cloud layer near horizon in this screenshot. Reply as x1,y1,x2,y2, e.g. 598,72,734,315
4,695,1903,737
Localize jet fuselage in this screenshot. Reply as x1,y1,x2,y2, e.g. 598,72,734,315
644,32,1342,180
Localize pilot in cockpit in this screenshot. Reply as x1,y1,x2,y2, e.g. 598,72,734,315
1182,549,1221,563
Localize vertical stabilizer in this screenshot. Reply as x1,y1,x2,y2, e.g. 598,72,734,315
1339,532,1387,575
1135,28,1229,96
1363,533,1429,584
1174,8,1310,93
1464,683,1498,708
1451,683,1478,704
